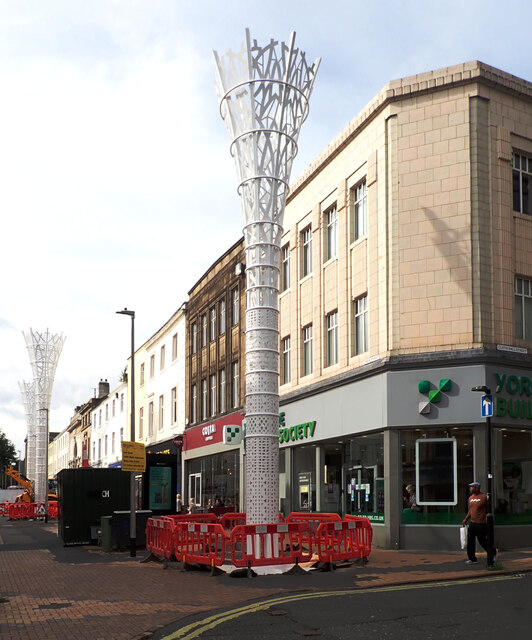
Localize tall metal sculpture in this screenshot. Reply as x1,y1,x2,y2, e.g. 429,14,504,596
19,381,36,485
214,30,319,523
23,328,65,504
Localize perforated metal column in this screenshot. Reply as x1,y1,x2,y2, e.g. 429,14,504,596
23,329,65,504
214,30,319,524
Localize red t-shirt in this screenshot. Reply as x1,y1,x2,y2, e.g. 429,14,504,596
467,492,488,524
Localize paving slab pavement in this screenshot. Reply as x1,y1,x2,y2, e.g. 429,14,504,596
1,518,531,640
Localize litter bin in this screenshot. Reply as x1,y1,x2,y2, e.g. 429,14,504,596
100,516,113,552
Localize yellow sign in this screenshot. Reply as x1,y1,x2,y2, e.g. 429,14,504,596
121,441,146,472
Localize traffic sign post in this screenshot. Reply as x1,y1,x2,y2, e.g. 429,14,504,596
481,394,493,418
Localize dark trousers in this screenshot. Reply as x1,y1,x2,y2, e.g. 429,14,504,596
467,522,488,561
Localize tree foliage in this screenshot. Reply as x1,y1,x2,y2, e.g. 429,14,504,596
0,430,17,469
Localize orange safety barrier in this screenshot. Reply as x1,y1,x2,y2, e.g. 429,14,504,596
230,522,313,568
315,520,363,565
173,521,227,568
48,502,58,519
8,502,34,520
219,512,246,531
146,517,176,560
344,514,373,559
286,512,341,553
164,513,218,525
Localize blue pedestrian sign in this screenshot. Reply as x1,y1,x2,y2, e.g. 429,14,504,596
481,394,493,418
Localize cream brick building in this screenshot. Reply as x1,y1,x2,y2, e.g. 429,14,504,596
276,61,532,550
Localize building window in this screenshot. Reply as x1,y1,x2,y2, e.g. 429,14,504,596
231,361,239,408
352,180,367,241
139,407,144,439
201,379,207,420
159,395,164,431
98,438,101,460
120,393,124,412
191,384,197,423
120,428,123,441
112,399,116,417
325,205,338,261
191,322,198,355
99,409,101,426
111,432,115,455
302,325,313,376
93,442,96,461
326,311,339,367
219,299,226,334
171,387,177,424
201,314,207,348
160,345,165,371
515,276,532,340
281,336,291,385
150,354,155,378
210,307,217,341
301,226,312,277
513,152,532,214
104,435,108,457
232,288,239,325
140,363,145,386
172,333,178,360
354,295,369,355
219,368,226,413
210,373,217,416
148,402,154,436
281,244,290,292
105,404,109,421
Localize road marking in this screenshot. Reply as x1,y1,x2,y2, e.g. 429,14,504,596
160,574,520,640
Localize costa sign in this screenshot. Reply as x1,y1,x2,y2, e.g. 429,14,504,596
184,412,244,451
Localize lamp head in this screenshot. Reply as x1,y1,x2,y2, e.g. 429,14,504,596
471,385,491,394
116,308,135,318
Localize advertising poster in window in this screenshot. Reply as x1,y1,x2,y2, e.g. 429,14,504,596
149,466,171,511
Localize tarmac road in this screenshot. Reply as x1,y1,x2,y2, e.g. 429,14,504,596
152,574,532,640
2,517,532,640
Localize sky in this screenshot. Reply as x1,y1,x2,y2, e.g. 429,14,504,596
1,0,532,457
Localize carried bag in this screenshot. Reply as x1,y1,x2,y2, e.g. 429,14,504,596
460,525,467,550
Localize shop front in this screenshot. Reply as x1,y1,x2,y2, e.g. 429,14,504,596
182,411,244,511
279,361,532,551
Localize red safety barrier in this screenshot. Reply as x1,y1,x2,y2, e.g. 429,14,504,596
48,502,58,519
164,513,218,525
0,502,9,517
344,514,373,559
230,522,313,568
146,517,176,560
8,502,34,520
286,512,341,554
315,520,364,565
219,512,246,531
173,521,227,568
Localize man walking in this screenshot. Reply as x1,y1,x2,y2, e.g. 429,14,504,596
462,481,497,565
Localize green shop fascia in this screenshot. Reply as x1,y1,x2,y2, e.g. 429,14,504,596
278,412,317,444
494,373,532,419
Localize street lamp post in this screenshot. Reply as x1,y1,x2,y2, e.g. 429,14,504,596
116,308,136,558
471,385,495,566
38,407,49,523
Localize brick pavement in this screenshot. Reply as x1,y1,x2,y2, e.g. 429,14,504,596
1,518,531,640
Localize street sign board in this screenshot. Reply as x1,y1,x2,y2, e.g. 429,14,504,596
481,394,493,418
121,441,146,472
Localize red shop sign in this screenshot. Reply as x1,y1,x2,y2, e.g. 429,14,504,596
184,412,244,451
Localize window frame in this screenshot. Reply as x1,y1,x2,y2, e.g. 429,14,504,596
302,324,313,376
281,336,291,385
354,294,369,355
281,243,290,292
326,311,339,367
351,180,368,242
515,276,532,340
325,204,338,261
301,226,312,278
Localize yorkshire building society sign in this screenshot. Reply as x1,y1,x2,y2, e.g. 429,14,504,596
494,373,532,420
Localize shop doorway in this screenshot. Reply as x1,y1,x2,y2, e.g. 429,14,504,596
344,465,379,515
188,472,201,508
